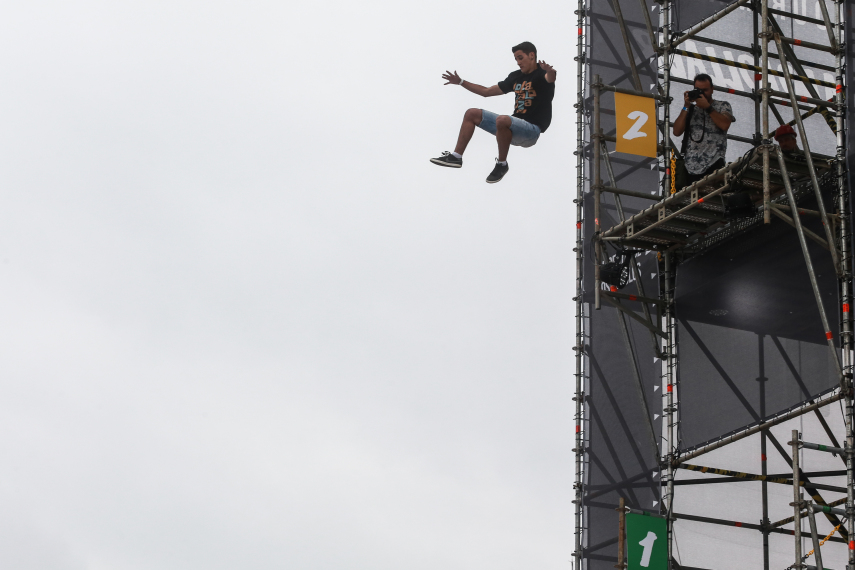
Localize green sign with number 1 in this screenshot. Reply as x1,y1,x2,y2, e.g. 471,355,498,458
626,513,667,570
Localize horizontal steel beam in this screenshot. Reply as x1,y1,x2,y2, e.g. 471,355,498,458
600,294,666,338
769,206,831,252
674,390,844,464
678,463,847,493
766,7,843,28
801,441,851,456
597,82,668,102
779,35,836,54
690,34,836,73
598,185,661,201
670,0,753,49
672,49,836,89
602,157,753,238
603,290,668,307
673,512,847,544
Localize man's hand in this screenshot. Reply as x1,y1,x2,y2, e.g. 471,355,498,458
695,93,711,110
539,60,557,82
683,91,692,106
442,70,463,85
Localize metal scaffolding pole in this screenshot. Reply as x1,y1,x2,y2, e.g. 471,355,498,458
593,73,602,311
760,0,771,224
573,1,587,568
807,503,824,570
792,430,804,570
658,8,675,570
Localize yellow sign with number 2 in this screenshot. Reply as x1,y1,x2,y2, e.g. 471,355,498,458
614,93,657,158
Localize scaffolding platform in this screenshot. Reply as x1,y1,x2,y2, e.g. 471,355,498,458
599,150,838,253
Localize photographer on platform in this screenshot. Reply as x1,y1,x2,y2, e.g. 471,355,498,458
672,73,735,191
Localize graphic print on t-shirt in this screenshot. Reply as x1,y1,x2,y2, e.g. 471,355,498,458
514,81,536,114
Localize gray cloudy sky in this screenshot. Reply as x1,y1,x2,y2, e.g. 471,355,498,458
0,1,576,568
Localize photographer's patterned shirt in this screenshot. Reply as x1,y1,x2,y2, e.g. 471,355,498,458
684,100,735,174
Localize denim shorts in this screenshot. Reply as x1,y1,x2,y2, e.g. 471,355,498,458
477,109,541,148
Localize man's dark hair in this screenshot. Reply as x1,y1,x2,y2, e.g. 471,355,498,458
512,41,537,57
693,73,714,88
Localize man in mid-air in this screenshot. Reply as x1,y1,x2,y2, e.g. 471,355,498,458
430,41,556,184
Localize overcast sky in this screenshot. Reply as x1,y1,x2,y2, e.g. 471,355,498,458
0,2,577,568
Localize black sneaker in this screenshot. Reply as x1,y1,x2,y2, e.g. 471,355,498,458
430,151,463,168
486,160,509,183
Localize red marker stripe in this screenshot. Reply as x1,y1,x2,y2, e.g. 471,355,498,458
577,222,582,229
610,286,618,292
794,39,803,46
761,454,767,461
667,384,673,392
576,425,581,433
698,198,704,203
800,96,808,102
754,73,762,81
727,88,735,94
826,331,833,340
629,295,637,301
837,84,843,93
843,303,850,313
735,522,743,527
850,540,854,550
578,28,583,36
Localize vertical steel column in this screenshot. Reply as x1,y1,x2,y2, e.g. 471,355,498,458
663,249,676,569
761,0,771,224
792,429,803,569
833,4,854,569
807,503,824,570
593,74,602,310
573,2,587,568
658,5,674,570
660,0,671,199
759,333,770,570
617,497,626,569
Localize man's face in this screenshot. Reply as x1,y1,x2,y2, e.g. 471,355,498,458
694,79,713,101
778,134,798,152
514,50,536,72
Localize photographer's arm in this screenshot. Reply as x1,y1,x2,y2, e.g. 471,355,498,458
672,91,691,137
708,108,732,131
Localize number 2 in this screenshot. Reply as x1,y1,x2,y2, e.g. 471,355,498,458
623,111,649,140
639,531,657,567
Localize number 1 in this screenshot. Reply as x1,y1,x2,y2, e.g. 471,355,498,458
639,531,657,567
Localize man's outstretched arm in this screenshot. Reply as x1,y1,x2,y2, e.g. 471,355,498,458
442,70,503,97
539,61,557,83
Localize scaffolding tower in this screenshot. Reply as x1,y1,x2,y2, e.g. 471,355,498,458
574,1,852,569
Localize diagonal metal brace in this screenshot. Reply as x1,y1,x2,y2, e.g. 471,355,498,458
775,148,844,387
601,293,667,338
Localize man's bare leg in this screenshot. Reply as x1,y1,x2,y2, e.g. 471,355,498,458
495,115,513,162
454,108,483,155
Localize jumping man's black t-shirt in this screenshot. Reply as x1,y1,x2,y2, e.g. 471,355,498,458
497,67,555,132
